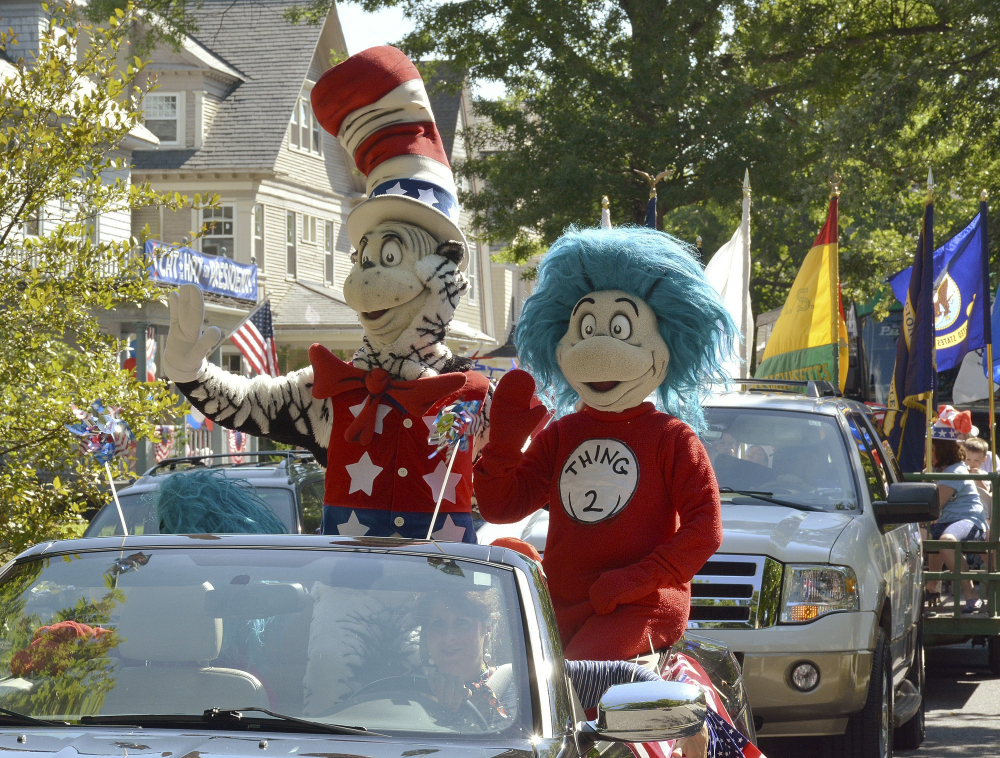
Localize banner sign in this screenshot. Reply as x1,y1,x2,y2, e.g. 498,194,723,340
145,240,257,302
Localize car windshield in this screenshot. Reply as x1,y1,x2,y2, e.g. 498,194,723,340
702,408,859,511
0,547,530,737
86,487,297,536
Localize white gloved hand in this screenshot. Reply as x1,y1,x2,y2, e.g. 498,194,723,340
163,284,222,383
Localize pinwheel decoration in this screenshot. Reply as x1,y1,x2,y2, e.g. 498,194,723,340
66,401,135,535
425,400,482,540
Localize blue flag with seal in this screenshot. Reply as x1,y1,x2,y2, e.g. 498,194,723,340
887,211,988,372
884,202,936,472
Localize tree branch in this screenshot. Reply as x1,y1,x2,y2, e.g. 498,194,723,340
720,22,952,69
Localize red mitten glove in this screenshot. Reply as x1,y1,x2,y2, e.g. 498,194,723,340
589,564,659,615
479,370,549,474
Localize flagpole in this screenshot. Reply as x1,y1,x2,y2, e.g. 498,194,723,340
983,189,997,484
925,169,936,472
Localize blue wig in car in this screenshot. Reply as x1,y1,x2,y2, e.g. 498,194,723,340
155,469,288,534
515,225,737,432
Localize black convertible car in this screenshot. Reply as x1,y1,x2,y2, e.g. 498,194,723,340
0,536,754,758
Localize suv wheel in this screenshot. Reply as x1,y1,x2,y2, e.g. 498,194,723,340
894,622,925,750
833,628,893,758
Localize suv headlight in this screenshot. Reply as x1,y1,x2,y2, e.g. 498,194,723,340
780,565,858,623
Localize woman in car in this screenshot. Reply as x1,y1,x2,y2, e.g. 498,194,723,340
925,409,989,612
417,591,511,727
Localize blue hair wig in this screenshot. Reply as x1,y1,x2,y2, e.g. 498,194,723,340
154,469,289,535
515,226,738,432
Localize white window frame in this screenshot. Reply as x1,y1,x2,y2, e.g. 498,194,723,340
301,214,318,244
144,92,183,146
253,204,264,270
286,210,297,279
289,96,322,156
202,205,235,258
324,220,334,284
466,243,478,303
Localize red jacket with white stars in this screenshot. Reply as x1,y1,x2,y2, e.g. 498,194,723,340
475,402,722,660
310,347,490,522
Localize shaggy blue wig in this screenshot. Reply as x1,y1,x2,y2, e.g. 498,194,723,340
515,226,738,432
154,469,288,534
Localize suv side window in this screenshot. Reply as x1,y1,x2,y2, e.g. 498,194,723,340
865,412,904,482
299,479,324,534
846,413,890,502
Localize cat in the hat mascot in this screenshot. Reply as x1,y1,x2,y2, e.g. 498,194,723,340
474,226,737,660
164,47,488,541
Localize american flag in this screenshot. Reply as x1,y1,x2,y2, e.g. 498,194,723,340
228,429,247,464
230,300,279,377
628,653,764,758
154,424,176,462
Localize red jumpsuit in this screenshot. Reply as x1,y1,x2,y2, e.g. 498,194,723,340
475,401,722,660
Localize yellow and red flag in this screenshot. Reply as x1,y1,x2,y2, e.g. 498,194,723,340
756,196,848,390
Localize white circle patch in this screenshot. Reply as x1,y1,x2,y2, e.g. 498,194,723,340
558,438,639,524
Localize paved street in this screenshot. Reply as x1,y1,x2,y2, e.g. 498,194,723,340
758,642,1000,757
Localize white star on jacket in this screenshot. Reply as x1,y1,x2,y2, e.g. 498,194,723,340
345,451,383,496
431,514,467,542
416,187,439,206
337,511,370,536
383,182,408,196
349,400,392,434
422,460,461,504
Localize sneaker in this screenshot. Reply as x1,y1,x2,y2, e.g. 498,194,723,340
963,598,985,613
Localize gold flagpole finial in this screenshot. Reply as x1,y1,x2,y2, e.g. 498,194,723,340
926,167,935,202
696,234,703,248
742,169,751,198
982,188,989,202
827,171,842,198
601,195,609,209
633,167,673,199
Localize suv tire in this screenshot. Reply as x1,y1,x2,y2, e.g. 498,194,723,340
988,635,1000,677
893,622,924,750
833,628,893,758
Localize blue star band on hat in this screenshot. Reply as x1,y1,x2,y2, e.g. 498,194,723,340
370,178,459,222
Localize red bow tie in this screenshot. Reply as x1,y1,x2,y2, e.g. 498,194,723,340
309,345,467,446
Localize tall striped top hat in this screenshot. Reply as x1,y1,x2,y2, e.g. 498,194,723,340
312,46,468,269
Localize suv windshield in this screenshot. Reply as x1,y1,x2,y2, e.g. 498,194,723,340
0,548,530,737
702,408,859,512
86,487,298,536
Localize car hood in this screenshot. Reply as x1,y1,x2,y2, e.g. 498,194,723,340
0,728,531,758
718,504,854,564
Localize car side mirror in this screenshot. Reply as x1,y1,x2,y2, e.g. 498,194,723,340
873,482,939,526
590,680,706,742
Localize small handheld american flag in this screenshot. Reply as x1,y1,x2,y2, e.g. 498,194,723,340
230,300,280,377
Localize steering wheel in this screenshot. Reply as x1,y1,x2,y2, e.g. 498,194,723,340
347,675,491,731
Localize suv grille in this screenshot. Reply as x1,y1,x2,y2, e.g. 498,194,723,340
688,555,783,630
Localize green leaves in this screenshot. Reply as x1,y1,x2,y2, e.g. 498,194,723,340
355,0,1000,313
0,3,182,557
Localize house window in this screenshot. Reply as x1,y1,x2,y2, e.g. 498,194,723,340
202,206,234,258
22,214,40,237
289,96,322,156
286,210,296,278
223,353,243,374
325,220,334,284
301,214,317,243
253,204,264,270
144,93,179,144
467,244,478,303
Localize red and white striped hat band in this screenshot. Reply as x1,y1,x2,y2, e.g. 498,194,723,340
312,46,467,264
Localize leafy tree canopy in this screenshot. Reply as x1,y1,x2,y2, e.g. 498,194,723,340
0,3,199,556
340,0,1000,315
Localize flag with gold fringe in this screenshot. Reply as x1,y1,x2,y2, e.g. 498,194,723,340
755,195,848,390
884,200,936,472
